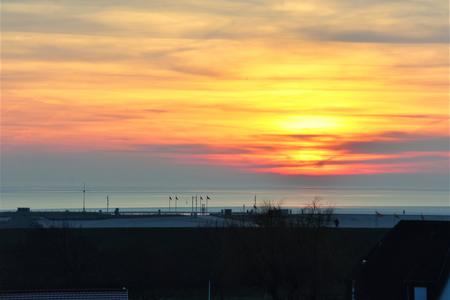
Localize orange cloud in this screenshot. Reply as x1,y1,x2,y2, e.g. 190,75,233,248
2,0,448,176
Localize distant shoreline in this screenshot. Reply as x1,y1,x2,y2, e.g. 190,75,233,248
0,205,449,215
0,209,448,229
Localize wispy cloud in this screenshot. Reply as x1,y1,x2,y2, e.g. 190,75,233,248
2,0,447,42
338,133,449,154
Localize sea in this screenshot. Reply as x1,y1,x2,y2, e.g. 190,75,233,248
0,186,449,215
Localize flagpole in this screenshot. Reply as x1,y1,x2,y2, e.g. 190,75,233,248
200,196,203,215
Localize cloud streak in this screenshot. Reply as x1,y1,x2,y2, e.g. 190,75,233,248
112,130,449,176
2,0,447,43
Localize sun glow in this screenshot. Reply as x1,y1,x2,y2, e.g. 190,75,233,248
277,116,345,134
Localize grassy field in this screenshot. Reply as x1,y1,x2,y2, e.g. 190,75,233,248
0,227,387,299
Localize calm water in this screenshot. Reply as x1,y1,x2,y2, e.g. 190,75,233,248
0,186,449,215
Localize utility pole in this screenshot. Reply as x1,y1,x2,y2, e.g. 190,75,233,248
82,184,86,212
106,195,109,213
208,280,211,300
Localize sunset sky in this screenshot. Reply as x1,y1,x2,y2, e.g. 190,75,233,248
1,0,449,189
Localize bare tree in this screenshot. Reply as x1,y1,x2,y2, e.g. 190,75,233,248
219,198,335,299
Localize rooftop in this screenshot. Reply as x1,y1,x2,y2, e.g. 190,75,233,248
353,220,450,300
0,289,128,300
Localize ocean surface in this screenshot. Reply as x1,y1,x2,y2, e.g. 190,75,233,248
0,186,449,215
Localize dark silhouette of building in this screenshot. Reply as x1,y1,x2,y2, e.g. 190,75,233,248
349,221,450,300
16,208,31,214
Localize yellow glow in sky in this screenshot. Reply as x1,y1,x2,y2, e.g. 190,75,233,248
1,0,448,177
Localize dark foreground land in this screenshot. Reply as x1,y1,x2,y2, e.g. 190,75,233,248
0,227,386,299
